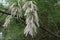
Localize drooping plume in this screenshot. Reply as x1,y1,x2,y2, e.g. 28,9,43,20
3,0,22,28
23,1,39,37
8,0,22,19
3,15,12,28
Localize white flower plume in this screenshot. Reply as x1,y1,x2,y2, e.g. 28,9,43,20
8,0,22,19
3,15,12,28
23,1,39,37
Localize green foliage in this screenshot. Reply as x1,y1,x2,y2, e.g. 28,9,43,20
3,18,26,40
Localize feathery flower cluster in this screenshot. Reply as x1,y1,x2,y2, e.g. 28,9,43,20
3,15,12,28
9,0,22,18
3,0,22,28
23,1,39,37
3,0,39,37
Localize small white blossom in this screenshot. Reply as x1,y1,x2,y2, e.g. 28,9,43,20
9,1,22,18
9,3,16,11
22,2,28,11
3,15,12,28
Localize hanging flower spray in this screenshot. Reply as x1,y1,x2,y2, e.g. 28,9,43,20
3,0,39,37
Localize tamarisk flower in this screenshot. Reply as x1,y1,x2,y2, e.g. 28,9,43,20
3,0,22,28
3,15,12,28
8,0,22,19
23,1,39,37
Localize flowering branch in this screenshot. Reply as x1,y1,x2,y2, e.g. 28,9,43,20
23,1,39,37
0,0,39,37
